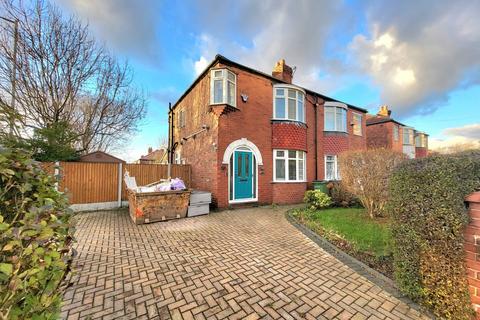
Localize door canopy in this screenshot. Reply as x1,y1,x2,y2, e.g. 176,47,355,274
222,138,263,165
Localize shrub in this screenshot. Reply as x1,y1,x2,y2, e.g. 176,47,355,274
329,181,358,207
0,147,73,319
304,190,332,210
389,151,480,319
338,149,406,218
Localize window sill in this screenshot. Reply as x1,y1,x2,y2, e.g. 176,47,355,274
271,181,307,184
271,119,307,126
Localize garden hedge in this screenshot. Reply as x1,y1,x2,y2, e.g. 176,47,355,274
389,150,480,319
0,147,73,319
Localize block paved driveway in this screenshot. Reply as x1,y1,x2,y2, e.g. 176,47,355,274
61,207,430,320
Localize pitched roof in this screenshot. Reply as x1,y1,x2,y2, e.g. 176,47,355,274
366,115,406,127
140,148,167,161
171,54,367,113
79,150,125,163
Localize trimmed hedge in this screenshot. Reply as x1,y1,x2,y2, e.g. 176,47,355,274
389,151,480,319
0,147,73,319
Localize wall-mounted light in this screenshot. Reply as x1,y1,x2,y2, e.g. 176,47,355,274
241,94,248,103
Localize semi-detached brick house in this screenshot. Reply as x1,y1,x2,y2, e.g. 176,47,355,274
366,106,429,159
168,55,367,208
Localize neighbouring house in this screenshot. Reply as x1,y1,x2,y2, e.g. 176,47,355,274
366,106,428,159
139,147,168,164
168,55,367,208
79,151,125,163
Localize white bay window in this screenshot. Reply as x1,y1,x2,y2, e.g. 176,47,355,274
211,69,236,107
274,150,306,182
273,85,305,122
324,102,347,132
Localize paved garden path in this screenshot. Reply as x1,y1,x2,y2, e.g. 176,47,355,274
61,207,430,320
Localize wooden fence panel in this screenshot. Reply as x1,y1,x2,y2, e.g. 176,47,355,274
38,162,191,205
60,162,119,204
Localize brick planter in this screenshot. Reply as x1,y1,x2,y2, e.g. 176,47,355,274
464,192,480,318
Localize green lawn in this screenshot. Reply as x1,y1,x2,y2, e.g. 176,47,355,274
292,207,392,258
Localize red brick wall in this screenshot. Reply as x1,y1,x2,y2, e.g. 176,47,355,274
215,62,274,208
366,121,403,152
171,71,220,205
416,147,428,158
172,60,367,208
272,183,307,204
464,192,480,319
272,122,307,151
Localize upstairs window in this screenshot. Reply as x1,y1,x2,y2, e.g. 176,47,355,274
324,102,347,132
393,125,399,141
415,134,428,148
352,113,362,136
403,127,414,145
211,69,236,107
273,86,305,122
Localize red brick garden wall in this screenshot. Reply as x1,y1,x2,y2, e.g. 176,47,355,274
464,192,480,318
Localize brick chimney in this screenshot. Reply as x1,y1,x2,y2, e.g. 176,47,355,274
272,59,293,84
377,105,392,117
148,147,153,154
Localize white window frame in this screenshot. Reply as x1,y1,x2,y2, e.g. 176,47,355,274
393,125,399,141
415,133,428,148
352,112,362,136
403,127,414,145
324,102,348,132
273,149,306,182
273,84,305,123
324,155,340,181
210,69,236,107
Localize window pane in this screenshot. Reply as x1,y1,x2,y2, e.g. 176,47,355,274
275,97,285,118
336,108,343,131
214,70,222,77
275,159,285,180
276,150,285,157
298,99,304,122
288,150,296,159
288,159,297,180
325,107,335,131
276,88,284,96
326,160,334,180
214,79,223,103
298,160,304,180
342,109,347,132
227,81,235,105
298,92,304,102
288,89,296,98
288,98,296,120
227,71,235,81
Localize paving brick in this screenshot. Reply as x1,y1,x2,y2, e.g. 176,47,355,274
61,207,430,319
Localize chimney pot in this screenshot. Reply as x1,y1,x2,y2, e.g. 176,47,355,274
148,147,153,154
272,59,293,84
377,105,391,117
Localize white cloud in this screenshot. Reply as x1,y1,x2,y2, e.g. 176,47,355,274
57,0,161,62
194,56,208,76
430,123,480,152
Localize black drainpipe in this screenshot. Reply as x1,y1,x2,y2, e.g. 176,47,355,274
313,97,318,181
168,102,174,164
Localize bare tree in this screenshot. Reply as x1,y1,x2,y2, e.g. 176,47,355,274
0,0,146,152
338,149,407,218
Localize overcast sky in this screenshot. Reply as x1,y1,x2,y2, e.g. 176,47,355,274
57,0,480,161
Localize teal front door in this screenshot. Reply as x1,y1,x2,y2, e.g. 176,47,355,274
234,150,253,199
